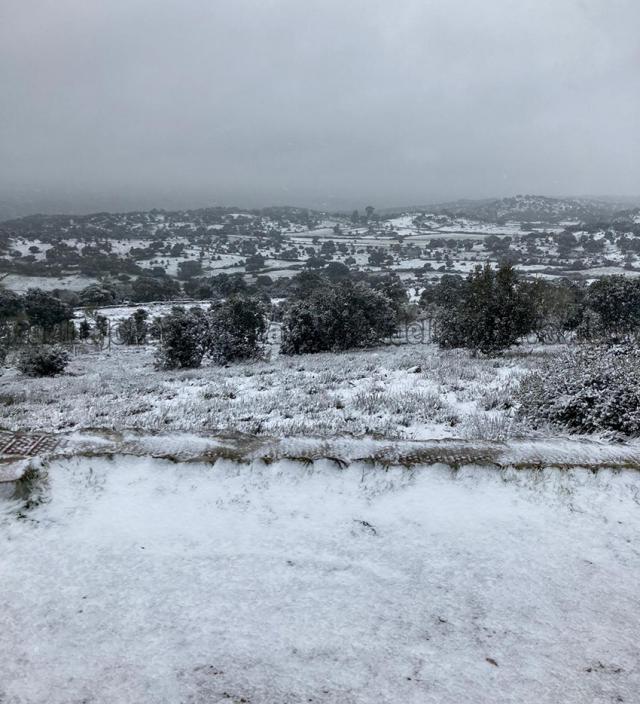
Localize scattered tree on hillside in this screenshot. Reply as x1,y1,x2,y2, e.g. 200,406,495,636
23,288,73,331
434,263,534,355
281,280,397,354
79,284,117,307
154,297,267,369
581,275,640,340
154,307,209,370
131,276,181,302
118,309,149,345
207,296,268,364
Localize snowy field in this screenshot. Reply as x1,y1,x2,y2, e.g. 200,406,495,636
2,340,639,703
0,273,98,293
1,456,639,703
0,344,534,440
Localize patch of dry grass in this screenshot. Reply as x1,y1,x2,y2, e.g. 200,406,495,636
0,344,545,440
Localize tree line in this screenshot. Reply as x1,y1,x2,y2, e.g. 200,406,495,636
3,267,640,376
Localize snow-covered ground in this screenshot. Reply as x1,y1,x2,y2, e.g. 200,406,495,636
80,300,215,324
1,456,639,703
0,345,533,440
0,273,98,292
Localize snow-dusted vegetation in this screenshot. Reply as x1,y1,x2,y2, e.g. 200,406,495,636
2,197,640,299
519,345,640,435
0,344,532,440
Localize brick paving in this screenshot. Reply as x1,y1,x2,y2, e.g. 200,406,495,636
0,433,61,457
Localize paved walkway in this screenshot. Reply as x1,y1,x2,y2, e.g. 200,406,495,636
0,432,61,457
2,430,640,485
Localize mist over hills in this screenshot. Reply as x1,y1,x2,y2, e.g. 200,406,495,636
1,192,640,225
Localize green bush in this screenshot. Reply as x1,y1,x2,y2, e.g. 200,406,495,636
154,307,209,370
208,297,268,364
434,263,534,355
154,297,267,370
281,280,397,354
17,345,70,377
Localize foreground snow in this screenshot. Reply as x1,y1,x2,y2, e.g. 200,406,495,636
1,457,639,703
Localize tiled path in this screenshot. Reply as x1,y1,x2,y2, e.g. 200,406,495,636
0,432,61,457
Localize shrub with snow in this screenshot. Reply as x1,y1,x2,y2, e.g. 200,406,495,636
434,263,534,355
207,296,267,364
17,345,70,377
518,345,640,435
117,308,149,345
582,275,640,340
281,280,396,354
154,307,209,370
154,297,267,370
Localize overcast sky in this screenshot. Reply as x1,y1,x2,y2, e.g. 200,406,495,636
1,0,639,212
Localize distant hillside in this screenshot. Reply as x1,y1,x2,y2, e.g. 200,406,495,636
0,205,326,241
2,195,640,235
426,195,638,224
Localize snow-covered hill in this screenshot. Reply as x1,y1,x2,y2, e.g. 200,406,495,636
428,195,635,223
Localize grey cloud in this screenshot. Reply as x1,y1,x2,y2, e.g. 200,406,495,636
1,0,638,212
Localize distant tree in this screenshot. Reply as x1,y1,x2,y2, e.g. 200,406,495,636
209,273,248,296
288,271,328,298
155,307,209,370
131,276,180,302
324,261,351,282
320,240,336,257
281,280,397,354
118,309,149,345
420,274,465,311
52,288,80,308
23,288,73,331
255,275,273,288
305,256,327,269
368,249,391,267
245,254,266,272
79,283,117,307
581,236,605,253
207,296,268,364
557,231,578,250
434,263,534,355
484,235,511,254
0,288,23,320
177,259,203,280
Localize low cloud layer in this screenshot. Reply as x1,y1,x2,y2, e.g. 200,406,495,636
1,0,639,211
